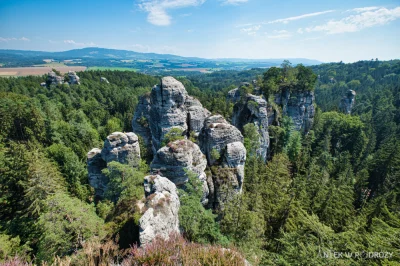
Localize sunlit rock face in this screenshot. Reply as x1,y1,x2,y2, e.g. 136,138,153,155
150,139,209,205
132,76,210,156
139,175,180,247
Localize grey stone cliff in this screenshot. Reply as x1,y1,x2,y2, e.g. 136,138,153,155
47,71,64,85
68,71,80,85
139,175,180,246
199,115,246,208
150,139,209,205
339,90,356,114
232,94,269,161
87,132,141,198
275,90,315,132
132,77,210,155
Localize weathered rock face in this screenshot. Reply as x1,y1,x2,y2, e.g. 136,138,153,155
87,148,107,198
68,71,80,85
275,90,315,132
339,90,356,114
87,132,141,198
150,139,208,205
47,71,64,85
132,77,210,155
139,175,180,246
101,132,140,166
199,115,246,208
232,94,269,161
100,77,109,84
227,88,241,103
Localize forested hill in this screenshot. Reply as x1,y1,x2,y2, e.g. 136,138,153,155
0,60,399,265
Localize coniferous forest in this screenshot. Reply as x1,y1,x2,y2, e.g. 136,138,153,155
0,60,400,265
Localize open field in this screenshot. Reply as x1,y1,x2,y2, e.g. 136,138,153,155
33,62,68,67
0,66,87,76
86,66,137,71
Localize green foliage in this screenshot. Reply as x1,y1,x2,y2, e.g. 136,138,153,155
102,161,145,204
36,193,105,262
210,148,221,161
161,127,185,147
243,123,260,157
179,171,228,245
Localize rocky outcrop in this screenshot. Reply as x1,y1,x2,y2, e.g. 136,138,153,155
47,71,64,85
68,71,80,85
339,90,356,114
150,139,208,205
227,88,241,103
139,175,180,246
87,132,141,198
100,77,109,84
87,148,107,198
232,94,269,161
275,90,315,132
199,115,246,208
101,132,140,166
132,77,210,155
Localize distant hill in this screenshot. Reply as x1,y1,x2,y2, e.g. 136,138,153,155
0,47,323,65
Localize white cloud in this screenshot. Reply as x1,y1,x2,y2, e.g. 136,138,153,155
139,0,206,26
0,37,30,42
64,40,96,46
306,6,400,34
221,0,248,5
266,10,335,24
264,30,292,39
241,25,261,35
297,28,304,34
350,6,380,13
187,29,194,32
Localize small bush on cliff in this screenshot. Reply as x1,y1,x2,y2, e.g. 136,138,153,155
161,127,184,147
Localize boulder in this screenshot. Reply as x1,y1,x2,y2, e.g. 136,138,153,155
275,90,315,132
151,139,208,204
232,94,269,161
139,175,180,246
339,90,356,114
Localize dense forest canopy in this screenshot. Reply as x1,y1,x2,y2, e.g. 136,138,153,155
0,60,399,265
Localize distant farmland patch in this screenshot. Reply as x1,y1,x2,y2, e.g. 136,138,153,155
86,67,137,71
0,66,87,77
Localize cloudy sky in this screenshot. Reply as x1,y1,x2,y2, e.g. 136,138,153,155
0,0,399,62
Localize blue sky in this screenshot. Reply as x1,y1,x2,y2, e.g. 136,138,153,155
0,0,399,62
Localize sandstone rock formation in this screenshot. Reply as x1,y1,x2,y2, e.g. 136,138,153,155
132,77,210,155
275,90,315,132
139,175,180,246
101,132,140,166
199,115,246,208
232,94,269,161
150,139,208,204
100,77,109,84
68,71,80,85
87,148,107,198
47,71,64,85
339,89,356,114
87,132,140,198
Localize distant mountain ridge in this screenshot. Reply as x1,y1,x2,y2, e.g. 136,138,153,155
0,47,323,65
